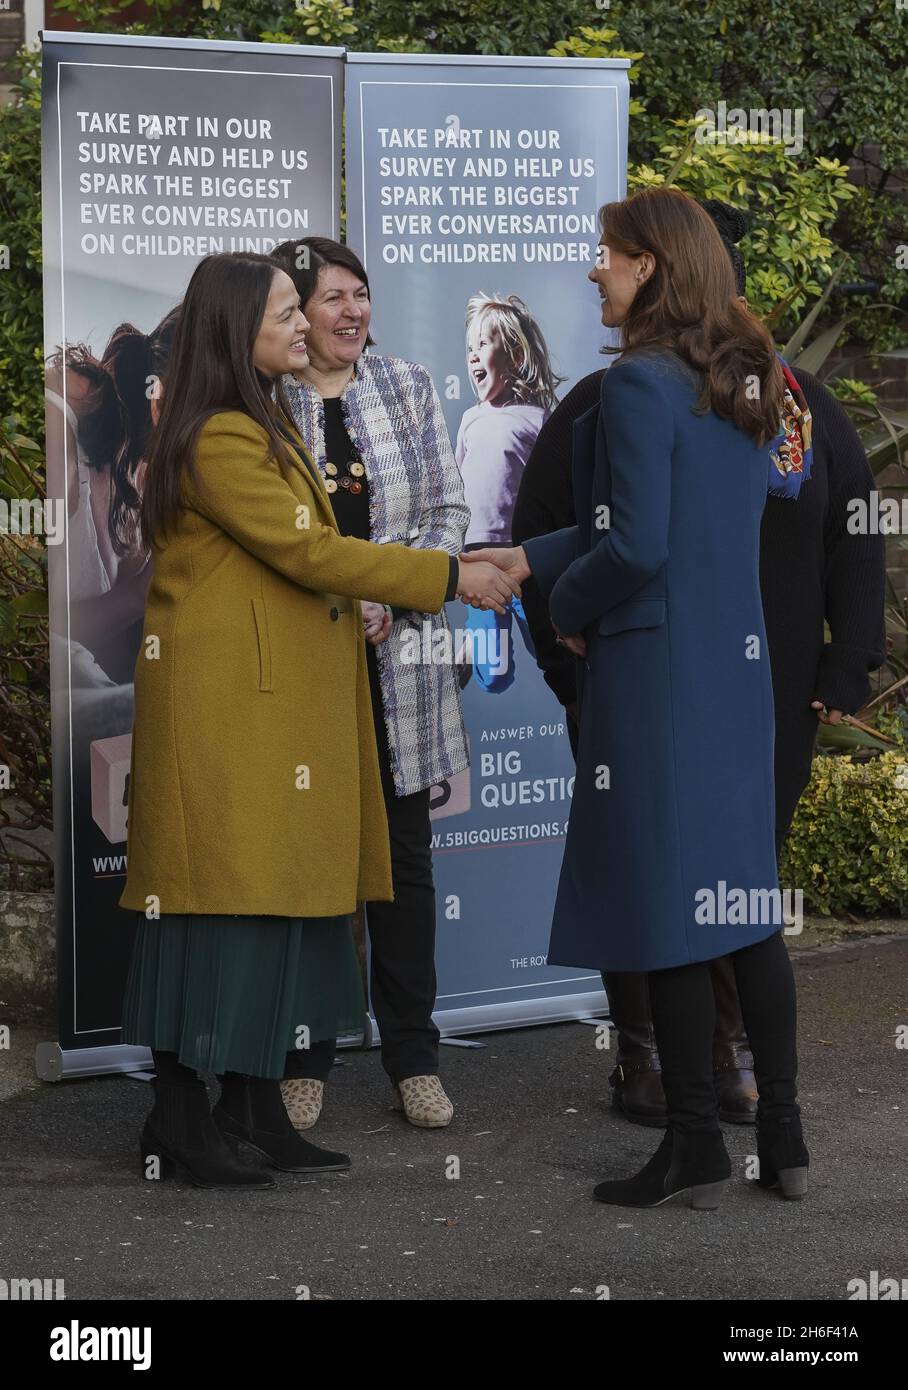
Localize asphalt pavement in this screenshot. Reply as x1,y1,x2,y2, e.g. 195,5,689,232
0,931,906,1301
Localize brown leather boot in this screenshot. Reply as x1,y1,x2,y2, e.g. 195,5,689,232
710,955,758,1124
601,971,668,1128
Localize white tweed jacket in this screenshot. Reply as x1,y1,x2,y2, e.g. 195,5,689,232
282,353,470,797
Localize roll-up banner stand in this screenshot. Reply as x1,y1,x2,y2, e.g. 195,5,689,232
37,31,344,1080
345,53,630,1037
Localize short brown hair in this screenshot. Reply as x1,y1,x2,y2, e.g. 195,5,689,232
270,237,375,350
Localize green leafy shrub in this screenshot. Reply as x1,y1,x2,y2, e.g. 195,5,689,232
0,50,43,440
0,420,52,892
780,751,908,916
582,0,908,354
628,123,856,329
261,0,357,46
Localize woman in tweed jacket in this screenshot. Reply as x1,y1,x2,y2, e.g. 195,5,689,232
271,236,469,1130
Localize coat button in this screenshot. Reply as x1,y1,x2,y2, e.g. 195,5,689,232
330,607,339,621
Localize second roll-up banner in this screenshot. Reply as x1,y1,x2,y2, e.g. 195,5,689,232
345,53,630,1034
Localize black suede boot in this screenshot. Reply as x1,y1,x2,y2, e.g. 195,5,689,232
593,1126,731,1209
729,932,808,1199
140,1075,274,1190
213,1072,351,1173
596,961,730,1210
756,1114,810,1199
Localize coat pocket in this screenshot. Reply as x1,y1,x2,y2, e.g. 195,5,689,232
597,597,667,637
251,597,273,692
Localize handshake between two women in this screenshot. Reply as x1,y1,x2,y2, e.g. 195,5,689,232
457,546,587,660
362,545,586,658
455,545,531,613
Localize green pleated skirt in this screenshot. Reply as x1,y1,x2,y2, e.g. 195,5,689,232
121,912,366,1079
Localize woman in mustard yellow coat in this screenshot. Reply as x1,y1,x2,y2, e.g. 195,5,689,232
118,251,517,1190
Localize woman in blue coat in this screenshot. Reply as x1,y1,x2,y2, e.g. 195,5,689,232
463,186,809,1211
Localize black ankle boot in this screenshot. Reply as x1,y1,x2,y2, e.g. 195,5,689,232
602,970,668,1128
213,1074,351,1173
140,1079,274,1190
593,1127,731,1210
710,956,757,1124
756,1113,809,1199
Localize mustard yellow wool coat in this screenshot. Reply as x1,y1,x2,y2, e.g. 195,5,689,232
118,410,450,919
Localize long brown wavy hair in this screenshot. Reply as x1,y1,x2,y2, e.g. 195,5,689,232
141,253,300,548
599,187,784,445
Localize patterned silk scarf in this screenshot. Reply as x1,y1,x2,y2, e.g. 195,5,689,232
768,355,813,500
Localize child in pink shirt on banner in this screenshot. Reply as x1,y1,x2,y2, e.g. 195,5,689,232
454,293,562,692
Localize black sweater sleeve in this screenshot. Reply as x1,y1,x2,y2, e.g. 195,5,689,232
444,553,459,603
512,371,605,707
794,369,888,714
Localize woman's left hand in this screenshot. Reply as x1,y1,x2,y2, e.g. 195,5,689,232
811,700,843,725
363,601,392,646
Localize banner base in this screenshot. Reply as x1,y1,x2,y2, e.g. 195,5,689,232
36,1035,369,1080
360,989,610,1047
34,1000,610,1077
35,1042,153,1082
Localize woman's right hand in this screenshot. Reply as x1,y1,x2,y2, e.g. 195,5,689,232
456,558,522,615
459,545,531,585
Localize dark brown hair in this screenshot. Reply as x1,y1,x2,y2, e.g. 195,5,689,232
598,187,783,445
46,326,175,558
270,236,375,349
46,342,121,471
140,253,300,548
99,308,179,555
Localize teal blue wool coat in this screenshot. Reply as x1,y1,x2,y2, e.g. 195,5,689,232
524,350,781,971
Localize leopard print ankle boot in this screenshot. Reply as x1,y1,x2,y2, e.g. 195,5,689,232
392,1075,454,1128
280,1078,324,1131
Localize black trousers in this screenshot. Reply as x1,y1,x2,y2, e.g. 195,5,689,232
286,646,440,1086
647,930,799,1131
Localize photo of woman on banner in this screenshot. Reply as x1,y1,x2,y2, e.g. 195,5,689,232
45,308,180,692
43,307,181,803
454,293,562,693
